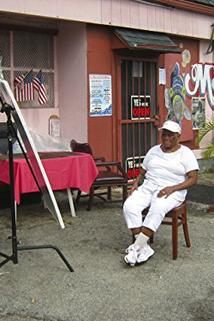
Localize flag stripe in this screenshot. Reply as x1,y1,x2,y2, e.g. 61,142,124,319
14,71,34,102
33,71,48,105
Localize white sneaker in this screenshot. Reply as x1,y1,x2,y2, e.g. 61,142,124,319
124,245,140,266
136,245,154,264
125,243,135,254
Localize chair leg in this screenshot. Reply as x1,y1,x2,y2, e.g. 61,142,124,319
87,186,94,211
132,234,135,243
149,235,154,244
172,211,179,260
107,187,111,200
123,185,128,202
76,190,82,205
182,206,191,248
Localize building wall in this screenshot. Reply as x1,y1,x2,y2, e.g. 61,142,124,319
0,1,212,159
194,39,214,158
0,0,212,39
87,25,213,160
0,107,60,135
163,37,199,148
87,25,115,160
0,21,88,142
200,40,214,132
57,22,87,141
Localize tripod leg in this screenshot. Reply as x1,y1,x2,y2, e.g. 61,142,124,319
0,109,19,268
8,118,18,264
0,102,72,271
18,244,74,272
0,253,13,268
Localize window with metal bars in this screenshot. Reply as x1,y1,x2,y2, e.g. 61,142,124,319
0,29,55,108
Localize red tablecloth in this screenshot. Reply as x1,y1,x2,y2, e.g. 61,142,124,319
0,152,98,204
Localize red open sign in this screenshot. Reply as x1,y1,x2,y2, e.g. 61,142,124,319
131,95,151,120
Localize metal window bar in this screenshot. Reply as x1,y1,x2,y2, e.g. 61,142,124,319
121,59,157,181
0,29,55,108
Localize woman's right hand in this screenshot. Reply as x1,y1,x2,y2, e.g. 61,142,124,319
128,168,146,196
129,184,138,196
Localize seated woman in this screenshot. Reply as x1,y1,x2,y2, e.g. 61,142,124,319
123,120,199,266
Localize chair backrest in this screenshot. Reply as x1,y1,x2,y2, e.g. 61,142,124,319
0,122,17,154
70,139,93,155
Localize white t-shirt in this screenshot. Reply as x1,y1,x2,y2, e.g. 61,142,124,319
142,144,199,199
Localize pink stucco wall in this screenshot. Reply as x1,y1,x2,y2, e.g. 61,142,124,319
0,101,60,136
0,0,212,39
57,22,87,141
0,21,88,142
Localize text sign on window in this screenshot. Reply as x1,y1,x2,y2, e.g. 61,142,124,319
125,156,144,180
131,95,151,120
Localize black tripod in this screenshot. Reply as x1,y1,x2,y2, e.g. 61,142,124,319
0,100,74,272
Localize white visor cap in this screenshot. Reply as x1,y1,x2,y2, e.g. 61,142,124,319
160,120,181,134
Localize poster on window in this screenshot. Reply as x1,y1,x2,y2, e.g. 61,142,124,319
126,156,144,181
131,95,151,120
192,97,206,130
89,74,112,117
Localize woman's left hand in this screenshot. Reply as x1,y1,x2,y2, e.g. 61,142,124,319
158,186,175,198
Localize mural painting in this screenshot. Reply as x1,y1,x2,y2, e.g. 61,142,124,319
164,46,214,130
164,61,191,125
185,63,214,111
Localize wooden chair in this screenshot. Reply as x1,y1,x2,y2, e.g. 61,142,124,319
142,201,190,260
70,140,128,210
0,122,17,154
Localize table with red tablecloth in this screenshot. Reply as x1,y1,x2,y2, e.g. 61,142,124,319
0,152,98,216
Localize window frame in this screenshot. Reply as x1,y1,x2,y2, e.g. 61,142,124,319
0,28,57,109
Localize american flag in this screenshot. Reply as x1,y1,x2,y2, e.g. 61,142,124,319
14,70,34,102
14,72,25,101
33,71,48,105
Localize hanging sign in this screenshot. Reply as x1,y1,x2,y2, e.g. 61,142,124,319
89,74,112,117
159,68,166,85
125,156,144,180
49,115,60,137
131,95,151,120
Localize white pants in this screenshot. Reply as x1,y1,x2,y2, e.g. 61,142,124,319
123,180,184,232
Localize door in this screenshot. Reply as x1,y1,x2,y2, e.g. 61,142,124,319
119,58,158,180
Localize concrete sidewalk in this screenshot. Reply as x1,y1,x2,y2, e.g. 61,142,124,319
0,178,214,321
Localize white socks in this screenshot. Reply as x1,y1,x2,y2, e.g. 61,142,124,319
134,232,149,248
